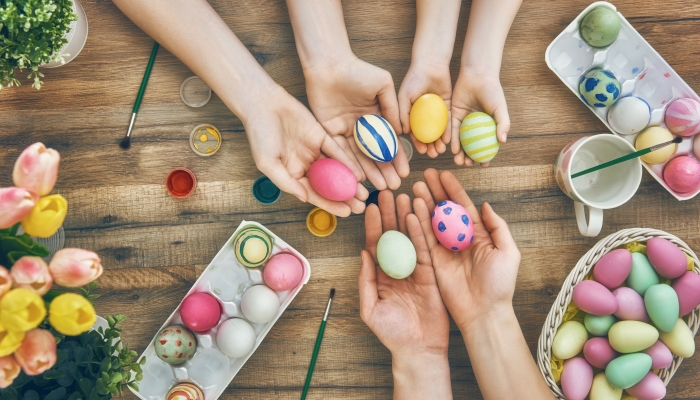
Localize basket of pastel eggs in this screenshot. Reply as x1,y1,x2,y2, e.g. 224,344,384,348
537,228,700,400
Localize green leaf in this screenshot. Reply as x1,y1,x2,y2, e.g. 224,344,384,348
79,378,94,394
127,382,139,391
41,369,66,380
109,372,123,384
44,387,67,400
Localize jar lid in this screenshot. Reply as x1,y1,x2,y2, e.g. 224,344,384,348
180,76,212,107
252,175,281,205
306,208,337,237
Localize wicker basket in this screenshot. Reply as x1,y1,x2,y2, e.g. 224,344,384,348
537,228,700,399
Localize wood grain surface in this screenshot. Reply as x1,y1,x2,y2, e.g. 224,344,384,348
2,0,700,398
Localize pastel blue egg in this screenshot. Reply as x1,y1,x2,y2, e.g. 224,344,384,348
353,114,398,162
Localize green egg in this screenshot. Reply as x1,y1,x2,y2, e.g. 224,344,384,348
605,353,652,389
584,313,617,336
580,7,621,48
552,320,588,360
627,253,660,296
377,230,416,279
608,321,658,353
644,284,680,332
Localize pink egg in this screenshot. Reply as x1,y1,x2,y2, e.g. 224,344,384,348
572,280,618,316
593,249,632,289
308,158,357,202
263,253,303,292
431,201,474,252
694,135,700,159
180,292,221,332
626,372,666,400
647,237,688,279
673,271,700,315
643,341,674,369
613,287,649,322
663,156,700,195
561,357,593,400
665,98,700,136
583,337,618,369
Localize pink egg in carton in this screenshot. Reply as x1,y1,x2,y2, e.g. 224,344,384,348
130,221,311,400
545,1,700,200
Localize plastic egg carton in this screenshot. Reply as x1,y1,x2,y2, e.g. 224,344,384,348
545,1,700,200
130,221,311,400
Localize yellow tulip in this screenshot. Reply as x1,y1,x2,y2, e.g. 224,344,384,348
49,293,96,336
21,194,67,238
0,289,46,333
0,321,24,357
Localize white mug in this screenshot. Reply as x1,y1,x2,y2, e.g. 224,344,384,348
554,135,642,237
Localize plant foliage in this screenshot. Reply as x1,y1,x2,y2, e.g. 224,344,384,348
0,224,49,268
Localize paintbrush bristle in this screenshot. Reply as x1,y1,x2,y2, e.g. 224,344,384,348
119,136,131,149
673,136,683,144
330,288,335,299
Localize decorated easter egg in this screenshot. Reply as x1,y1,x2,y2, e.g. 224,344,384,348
612,287,649,322
377,230,417,279
410,94,448,144
646,237,687,279
635,127,676,165
626,372,666,400
590,372,622,400
608,321,658,353
644,284,679,332
580,7,621,48
584,314,616,336
233,226,273,268
605,353,652,389
561,357,593,400
241,285,280,324
673,271,700,316
579,69,621,108
593,249,632,289
572,280,617,316
180,292,221,332
607,96,651,135
431,201,474,251
459,112,499,163
643,340,674,369
663,156,700,194
627,253,660,296
353,114,398,162
154,325,197,365
263,253,303,292
659,318,695,358
308,158,358,202
584,337,618,369
694,135,700,159
553,321,589,360
166,382,204,400
216,318,256,358
665,98,700,136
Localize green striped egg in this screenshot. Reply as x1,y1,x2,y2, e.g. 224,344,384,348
459,112,499,163
233,226,273,268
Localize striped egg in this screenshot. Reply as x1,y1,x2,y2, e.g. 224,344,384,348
460,112,500,163
233,226,273,268
665,98,700,136
167,382,204,400
353,114,398,162
431,200,474,251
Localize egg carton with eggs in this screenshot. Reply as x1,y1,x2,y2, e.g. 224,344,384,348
546,1,700,200
130,221,311,400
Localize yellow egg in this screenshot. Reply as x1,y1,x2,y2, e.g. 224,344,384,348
635,127,676,164
409,93,448,144
552,321,589,360
659,318,695,358
590,372,622,400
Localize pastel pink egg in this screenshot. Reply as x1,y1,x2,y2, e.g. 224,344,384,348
572,280,617,316
665,98,700,137
643,340,674,369
613,287,649,322
663,156,700,195
647,237,688,279
263,253,304,292
593,249,632,289
561,357,593,400
694,135,700,159
673,271,700,316
626,372,666,400
583,337,618,369
431,201,474,252
308,158,357,202
180,292,221,332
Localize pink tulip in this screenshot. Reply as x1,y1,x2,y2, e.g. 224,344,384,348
0,267,12,298
12,143,60,196
0,355,20,388
13,329,56,376
49,249,103,287
11,256,53,295
0,187,38,229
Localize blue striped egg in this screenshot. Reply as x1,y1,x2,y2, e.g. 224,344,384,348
353,114,398,162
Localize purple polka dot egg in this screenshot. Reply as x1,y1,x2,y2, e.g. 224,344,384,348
431,200,474,251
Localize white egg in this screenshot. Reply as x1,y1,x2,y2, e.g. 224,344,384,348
607,96,651,135
241,285,280,324
216,318,257,358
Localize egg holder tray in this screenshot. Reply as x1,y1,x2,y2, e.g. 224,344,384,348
545,1,700,200
536,228,700,399
130,221,311,400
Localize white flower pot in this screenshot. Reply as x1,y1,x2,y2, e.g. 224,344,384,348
43,0,88,68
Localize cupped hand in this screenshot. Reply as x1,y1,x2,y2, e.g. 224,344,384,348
304,57,410,191
411,168,520,334
398,62,452,158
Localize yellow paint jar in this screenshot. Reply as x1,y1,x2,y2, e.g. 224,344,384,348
190,124,222,156
306,208,337,237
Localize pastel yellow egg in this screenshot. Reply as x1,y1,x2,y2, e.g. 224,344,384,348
608,321,658,353
635,127,676,165
409,94,448,144
659,318,695,358
553,321,589,360
590,372,622,400
460,112,500,163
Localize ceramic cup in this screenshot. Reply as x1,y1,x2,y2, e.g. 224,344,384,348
554,135,642,237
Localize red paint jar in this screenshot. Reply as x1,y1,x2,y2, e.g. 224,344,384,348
166,168,197,198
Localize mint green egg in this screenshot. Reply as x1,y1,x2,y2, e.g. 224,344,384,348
377,230,416,279
605,353,652,389
584,313,617,336
627,253,660,296
644,284,680,332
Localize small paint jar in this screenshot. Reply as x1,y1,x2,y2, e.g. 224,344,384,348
306,208,337,237
190,124,222,156
180,76,212,107
166,168,197,198
252,175,281,205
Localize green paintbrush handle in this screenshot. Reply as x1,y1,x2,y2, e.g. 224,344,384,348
301,319,326,400
132,42,160,113
571,148,650,178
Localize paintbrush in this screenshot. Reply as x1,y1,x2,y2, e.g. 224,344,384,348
572,136,683,179
120,42,160,149
301,288,335,400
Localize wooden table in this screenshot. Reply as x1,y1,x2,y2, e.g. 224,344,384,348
2,0,700,398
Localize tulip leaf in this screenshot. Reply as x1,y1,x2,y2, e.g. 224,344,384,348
0,234,49,267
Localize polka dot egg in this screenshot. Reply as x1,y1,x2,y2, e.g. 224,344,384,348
154,325,197,365
234,226,273,268
353,114,398,162
579,69,621,108
431,201,474,251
